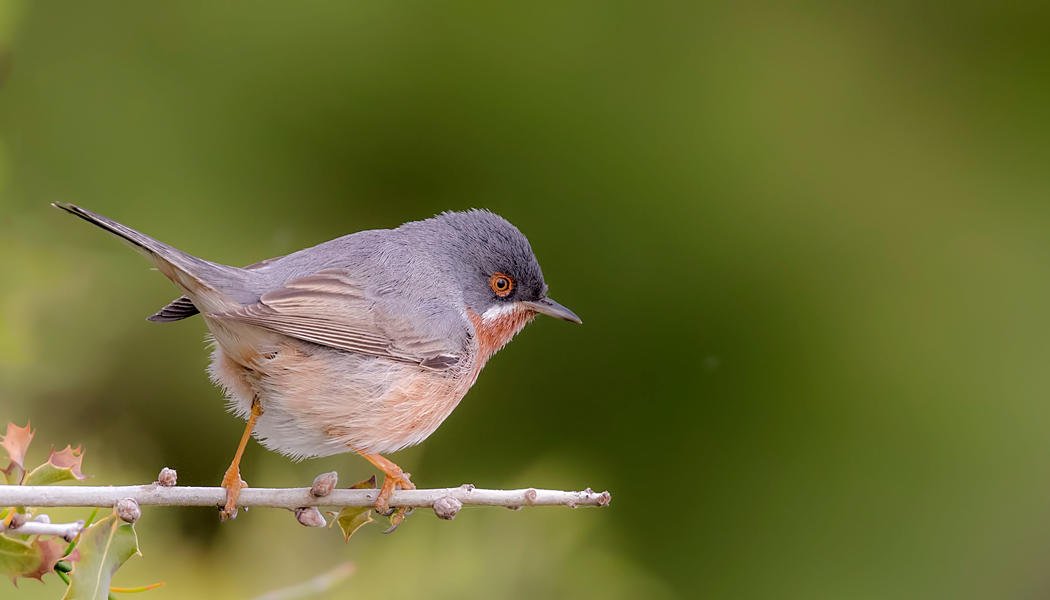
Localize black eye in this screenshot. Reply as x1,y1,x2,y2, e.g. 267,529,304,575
489,273,514,297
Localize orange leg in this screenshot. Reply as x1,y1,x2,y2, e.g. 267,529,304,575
359,453,415,532
219,398,263,521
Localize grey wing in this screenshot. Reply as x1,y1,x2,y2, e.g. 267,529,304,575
206,269,468,370
147,255,286,323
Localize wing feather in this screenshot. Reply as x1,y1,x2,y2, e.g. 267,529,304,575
208,269,465,370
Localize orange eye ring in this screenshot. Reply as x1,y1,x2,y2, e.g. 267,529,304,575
490,272,514,297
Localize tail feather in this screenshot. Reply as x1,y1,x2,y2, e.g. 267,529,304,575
54,202,205,270
53,202,251,310
147,295,200,322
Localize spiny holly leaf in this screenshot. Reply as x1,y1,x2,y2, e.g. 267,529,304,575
331,507,374,542
0,422,34,472
0,533,64,584
22,536,67,582
25,445,88,486
0,534,41,584
47,446,87,480
329,475,376,542
1,462,24,486
62,514,140,600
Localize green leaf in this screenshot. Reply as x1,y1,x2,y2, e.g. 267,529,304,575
0,534,63,583
331,507,374,542
329,475,376,542
62,514,140,600
25,445,88,486
0,535,41,583
0,462,24,485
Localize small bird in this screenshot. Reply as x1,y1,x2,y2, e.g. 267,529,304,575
53,203,580,527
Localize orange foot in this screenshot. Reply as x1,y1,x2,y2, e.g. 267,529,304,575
219,398,263,521
220,462,247,521
360,453,416,533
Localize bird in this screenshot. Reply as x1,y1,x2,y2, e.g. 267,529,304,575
52,203,581,528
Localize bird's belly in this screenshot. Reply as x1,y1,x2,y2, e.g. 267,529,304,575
209,339,474,459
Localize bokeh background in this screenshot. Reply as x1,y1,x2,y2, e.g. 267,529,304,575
2,1,1050,598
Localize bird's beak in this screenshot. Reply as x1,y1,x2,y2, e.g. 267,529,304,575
521,298,582,324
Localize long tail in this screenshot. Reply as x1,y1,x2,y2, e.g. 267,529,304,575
53,202,250,310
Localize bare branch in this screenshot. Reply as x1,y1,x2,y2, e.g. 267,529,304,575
0,482,612,513
1,517,84,542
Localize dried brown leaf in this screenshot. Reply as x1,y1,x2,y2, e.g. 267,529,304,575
47,446,87,480
0,422,33,470
22,536,66,582
349,475,377,490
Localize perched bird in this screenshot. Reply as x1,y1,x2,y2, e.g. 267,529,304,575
53,203,580,528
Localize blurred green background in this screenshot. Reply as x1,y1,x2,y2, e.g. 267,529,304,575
2,1,1050,598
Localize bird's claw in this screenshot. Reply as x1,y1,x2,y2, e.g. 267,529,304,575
382,507,410,534
374,471,414,533
220,467,247,522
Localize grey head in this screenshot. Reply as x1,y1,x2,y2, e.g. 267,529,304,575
399,210,581,323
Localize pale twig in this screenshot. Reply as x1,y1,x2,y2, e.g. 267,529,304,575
251,562,355,600
1,516,84,542
0,483,611,513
